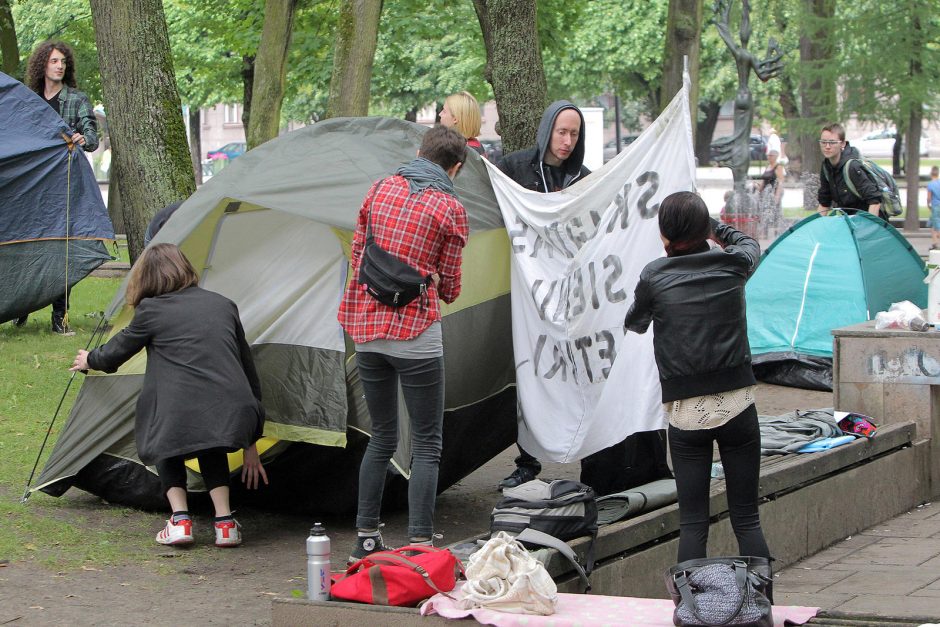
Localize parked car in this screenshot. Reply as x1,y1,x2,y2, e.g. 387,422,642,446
481,139,502,163
206,141,247,161
603,135,639,162
708,134,768,165
853,128,930,159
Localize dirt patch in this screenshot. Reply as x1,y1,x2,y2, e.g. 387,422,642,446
0,383,831,625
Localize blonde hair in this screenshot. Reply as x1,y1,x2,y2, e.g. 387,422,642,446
125,243,199,307
444,91,482,140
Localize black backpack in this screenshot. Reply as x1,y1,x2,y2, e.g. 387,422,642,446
490,479,598,575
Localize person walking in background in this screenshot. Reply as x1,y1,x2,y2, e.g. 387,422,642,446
70,244,267,548
438,91,484,156
625,192,772,597
338,126,469,562
927,166,940,251
21,40,100,334
757,149,785,237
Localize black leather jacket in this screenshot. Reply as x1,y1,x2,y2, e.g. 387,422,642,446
624,220,760,402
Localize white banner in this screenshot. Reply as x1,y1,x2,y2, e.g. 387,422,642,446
484,84,697,462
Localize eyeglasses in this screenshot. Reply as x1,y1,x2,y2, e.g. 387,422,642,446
818,140,841,146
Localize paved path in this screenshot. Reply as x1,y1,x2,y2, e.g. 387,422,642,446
776,502,940,623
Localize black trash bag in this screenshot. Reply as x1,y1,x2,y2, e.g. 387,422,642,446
580,429,673,497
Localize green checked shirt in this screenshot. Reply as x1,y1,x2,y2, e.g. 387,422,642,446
54,85,98,152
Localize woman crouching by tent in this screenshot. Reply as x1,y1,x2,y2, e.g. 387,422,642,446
624,192,773,599
70,243,267,547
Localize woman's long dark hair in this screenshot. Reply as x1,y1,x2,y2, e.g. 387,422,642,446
25,40,77,95
658,191,711,257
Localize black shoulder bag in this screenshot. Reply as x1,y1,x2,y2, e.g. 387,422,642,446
357,188,431,309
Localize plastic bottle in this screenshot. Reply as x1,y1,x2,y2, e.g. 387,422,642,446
306,523,331,602
710,462,724,479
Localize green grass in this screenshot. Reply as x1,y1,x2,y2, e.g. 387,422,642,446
0,276,169,568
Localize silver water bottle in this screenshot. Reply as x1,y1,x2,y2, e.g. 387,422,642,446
306,523,331,601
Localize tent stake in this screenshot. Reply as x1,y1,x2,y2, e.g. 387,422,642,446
22,312,109,503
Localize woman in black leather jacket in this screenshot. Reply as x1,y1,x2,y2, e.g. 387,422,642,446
624,192,771,571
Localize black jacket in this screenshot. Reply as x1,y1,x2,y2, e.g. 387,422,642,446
818,144,883,216
497,100,591,192
88,286,264,465
624,220,760,403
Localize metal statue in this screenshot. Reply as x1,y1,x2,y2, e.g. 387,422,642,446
710,0,784,214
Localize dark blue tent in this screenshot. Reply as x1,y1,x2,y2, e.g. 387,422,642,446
0,71,114,323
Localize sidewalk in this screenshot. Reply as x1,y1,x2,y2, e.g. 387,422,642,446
776,501,940,623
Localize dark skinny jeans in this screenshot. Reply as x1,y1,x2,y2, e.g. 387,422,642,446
355,351,444,539
668,404,771,563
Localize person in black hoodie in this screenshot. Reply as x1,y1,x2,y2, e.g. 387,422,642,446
625,192,772,584
495,101,589,489
495,102,671,493
817,122,885,220
498,100,590,193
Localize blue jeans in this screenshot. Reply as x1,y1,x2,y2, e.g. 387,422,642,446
355,351,444,539
668,404,771,562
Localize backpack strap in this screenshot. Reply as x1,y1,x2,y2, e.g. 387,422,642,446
516,527,593,593
840,158,862,200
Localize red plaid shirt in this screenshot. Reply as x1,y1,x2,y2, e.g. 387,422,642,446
338,175,469,343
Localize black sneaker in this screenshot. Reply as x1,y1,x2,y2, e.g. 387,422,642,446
497,466,538,490
13,315,28,327
51,315,75,336
348,533,392,564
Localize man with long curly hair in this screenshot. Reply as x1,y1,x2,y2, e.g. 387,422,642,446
21,40,99,334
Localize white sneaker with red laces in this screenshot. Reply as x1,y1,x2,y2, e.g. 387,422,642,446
214,519,242,547
156,518,194,546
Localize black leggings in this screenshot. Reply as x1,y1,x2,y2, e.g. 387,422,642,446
155,450,231,495
668,404,771,563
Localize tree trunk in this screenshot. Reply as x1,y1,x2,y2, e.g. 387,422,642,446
0,0,18,76
798,0,836,209
247,0,298,149
325,0,383,118
107,160,126,236
660,0,702,143
778,73,802,175
189,106,203,186
89,0,196,262
695,100,720,166
241,54,255,130
472,0,546,154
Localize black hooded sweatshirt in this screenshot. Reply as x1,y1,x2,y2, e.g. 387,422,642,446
497,100,590,193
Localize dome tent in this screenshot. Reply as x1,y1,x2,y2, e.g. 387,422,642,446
746,211,927,391
0,72,114,323
30,117,517,513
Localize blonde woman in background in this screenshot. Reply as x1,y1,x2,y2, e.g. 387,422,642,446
439,91,484,156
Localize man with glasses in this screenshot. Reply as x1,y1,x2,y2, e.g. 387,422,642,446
20,40,99,334
816,123,885,220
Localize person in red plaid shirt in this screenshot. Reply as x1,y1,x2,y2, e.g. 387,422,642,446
338,126,469,562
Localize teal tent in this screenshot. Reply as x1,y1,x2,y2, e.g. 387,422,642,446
746,212,926,390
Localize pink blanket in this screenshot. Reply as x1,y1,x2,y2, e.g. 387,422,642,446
421,584,818,627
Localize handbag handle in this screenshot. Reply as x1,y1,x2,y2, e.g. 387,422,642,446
364,551,460,599
674,560,749,626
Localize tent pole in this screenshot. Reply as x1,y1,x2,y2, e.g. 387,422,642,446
21,311,109,503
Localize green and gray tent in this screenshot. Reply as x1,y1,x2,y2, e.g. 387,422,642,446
32,117,516,513
746,212,927,390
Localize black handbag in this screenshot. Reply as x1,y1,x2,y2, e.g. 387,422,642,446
664,556,773,627
357,190,431,309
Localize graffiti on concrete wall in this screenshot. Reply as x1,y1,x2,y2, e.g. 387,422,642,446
868,348,940,383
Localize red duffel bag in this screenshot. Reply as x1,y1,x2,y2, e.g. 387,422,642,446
331,546,463,607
